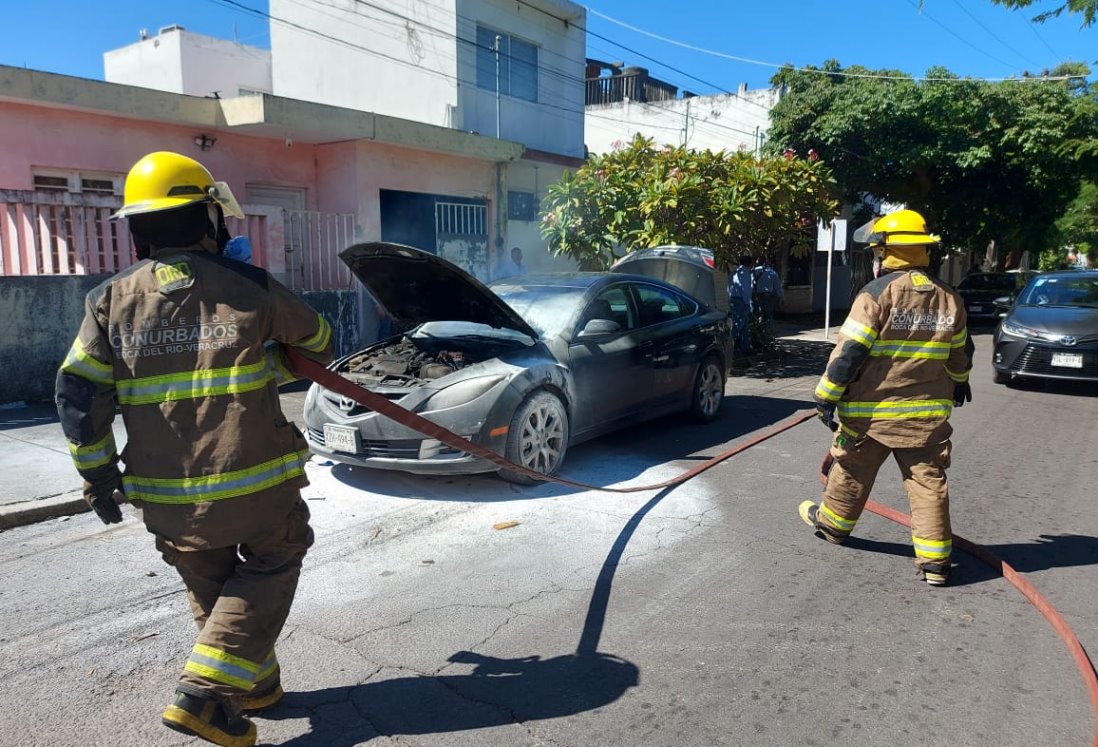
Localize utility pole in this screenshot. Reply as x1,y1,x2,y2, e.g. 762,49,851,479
682,99,691,147
493,34,502,139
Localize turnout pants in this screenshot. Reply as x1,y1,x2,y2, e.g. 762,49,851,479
154,498,314,704
818,433,952,570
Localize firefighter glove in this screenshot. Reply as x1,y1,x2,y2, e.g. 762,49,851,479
953,382,972,407
816,402,838,431
84,473,124,525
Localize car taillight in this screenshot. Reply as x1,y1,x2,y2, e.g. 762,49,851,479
703,256,715,268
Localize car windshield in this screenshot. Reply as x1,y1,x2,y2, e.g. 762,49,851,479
411,321,534,345
489,282,587,338
1016,276,1098,307
959,274,1016,291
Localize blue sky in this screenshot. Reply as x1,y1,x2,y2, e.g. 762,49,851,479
1,0,1094,94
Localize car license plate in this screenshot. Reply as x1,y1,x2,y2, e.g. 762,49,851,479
323,424,360,453
1051,352,1083,368
970,304,983,313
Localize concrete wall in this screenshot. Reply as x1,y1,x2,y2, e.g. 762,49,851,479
270,0,585,158
456,0,586,157
104,28,272,98
503,159,579,276
0,276,360,406
0,275,105,404
585,88,780,155
271,0,459,127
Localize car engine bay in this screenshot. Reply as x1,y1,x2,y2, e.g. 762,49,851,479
338,339,476,388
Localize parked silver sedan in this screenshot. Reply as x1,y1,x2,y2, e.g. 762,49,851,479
302,243,732,483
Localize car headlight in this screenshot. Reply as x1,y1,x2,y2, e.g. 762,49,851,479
420,375,504,411
1000,320,1059,341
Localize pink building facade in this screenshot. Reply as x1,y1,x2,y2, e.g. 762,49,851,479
0,65,546,289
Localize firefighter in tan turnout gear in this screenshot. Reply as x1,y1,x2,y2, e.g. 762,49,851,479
799,209,974,587
55,152,333,747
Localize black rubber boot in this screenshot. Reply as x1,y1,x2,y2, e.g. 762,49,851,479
162,687,257,747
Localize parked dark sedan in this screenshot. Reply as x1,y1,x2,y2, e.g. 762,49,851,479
303,242,732,482
992,270,1098,384
958,271,1037,322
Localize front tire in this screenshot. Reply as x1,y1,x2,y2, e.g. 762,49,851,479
689,355,725,422
499,391,570,485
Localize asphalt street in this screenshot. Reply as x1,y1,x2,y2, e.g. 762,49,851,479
1,328,1096,746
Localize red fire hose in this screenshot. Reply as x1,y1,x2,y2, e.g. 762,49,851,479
288,348,1098,744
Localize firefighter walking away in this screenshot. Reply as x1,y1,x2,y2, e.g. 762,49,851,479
800,209,974,586
55,152,334,746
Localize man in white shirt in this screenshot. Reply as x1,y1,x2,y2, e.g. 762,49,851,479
500,246,526,277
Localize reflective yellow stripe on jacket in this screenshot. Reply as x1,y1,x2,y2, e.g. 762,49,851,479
837,399,953,420
60,338,114,386
184,643,260,691
116,362,273,406
296,314,332,353
122,450,310,504
869,339,952,360
68,431,118,471
840,318,878,348
950,328,968,348
814,375,846,403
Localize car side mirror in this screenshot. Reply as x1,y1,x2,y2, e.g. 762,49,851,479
577,318,622,340
992,295,1013,318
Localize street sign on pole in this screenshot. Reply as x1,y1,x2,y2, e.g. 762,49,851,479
817,219,847,341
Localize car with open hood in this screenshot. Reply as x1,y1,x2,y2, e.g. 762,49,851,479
302,242,732,482
992,270,1098,384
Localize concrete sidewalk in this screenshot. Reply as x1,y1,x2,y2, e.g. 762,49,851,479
0,402,129,528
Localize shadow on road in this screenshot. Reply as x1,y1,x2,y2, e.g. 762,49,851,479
326,396,811,501
267,649,638,746
1001,377,1098,398
734,338,834,381
837,533,1098,586
266,486,684,744
0,404,59,432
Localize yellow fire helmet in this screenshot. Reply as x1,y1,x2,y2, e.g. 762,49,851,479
112,151,244,220
871,209,940,247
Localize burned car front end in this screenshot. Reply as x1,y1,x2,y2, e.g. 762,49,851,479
304,322,558,474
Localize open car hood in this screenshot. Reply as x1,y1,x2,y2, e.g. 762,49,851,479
339,242,538,339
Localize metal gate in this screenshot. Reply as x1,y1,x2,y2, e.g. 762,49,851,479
435,200,488,280
283,210,357,291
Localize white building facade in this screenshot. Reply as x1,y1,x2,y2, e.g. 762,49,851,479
104,26,272,98
585,83,780,155
269,0,585,160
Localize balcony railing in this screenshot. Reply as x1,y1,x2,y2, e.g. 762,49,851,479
585,70,679,106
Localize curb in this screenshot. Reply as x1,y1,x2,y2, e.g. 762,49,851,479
0,491,89,530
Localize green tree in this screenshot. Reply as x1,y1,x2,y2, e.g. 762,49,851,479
766,61,1098,260
988,0,1097,26
539,135,838,271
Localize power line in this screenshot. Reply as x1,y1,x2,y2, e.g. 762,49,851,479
510,0,777,112
212,0,769,144
903,0,1022,71
205,0,589,126
586,5,1079,83
947,0,1045,69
